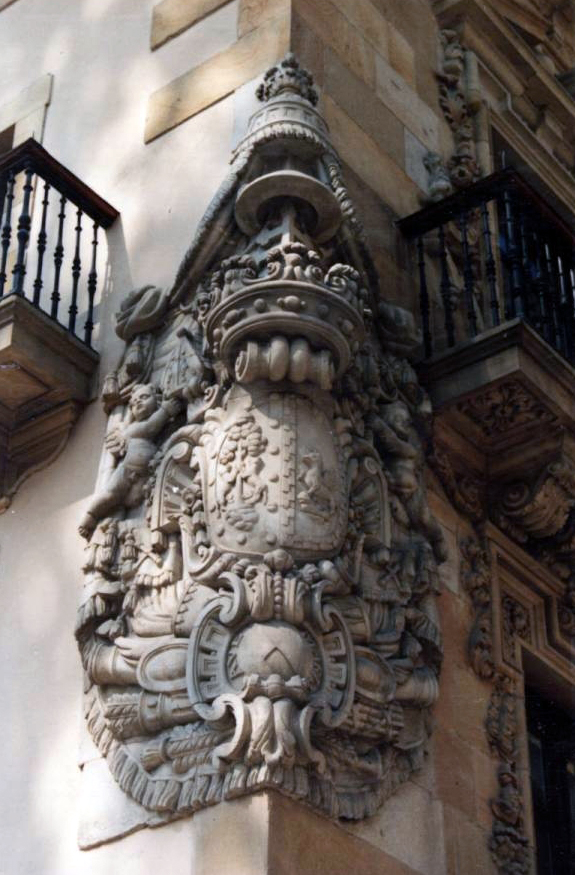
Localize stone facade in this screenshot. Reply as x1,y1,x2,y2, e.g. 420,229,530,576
0,2,574,875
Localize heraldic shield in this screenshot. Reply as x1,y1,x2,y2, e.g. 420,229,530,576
76,55,444,823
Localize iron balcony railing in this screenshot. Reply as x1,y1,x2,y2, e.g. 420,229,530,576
397,168,575,364
0,138,118,347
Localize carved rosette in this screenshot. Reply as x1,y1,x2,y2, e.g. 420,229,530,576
76,55,444,821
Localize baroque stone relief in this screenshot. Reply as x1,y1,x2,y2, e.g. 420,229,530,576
76,55,445,821
437,29,481,189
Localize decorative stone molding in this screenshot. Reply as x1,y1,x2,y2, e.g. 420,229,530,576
500,594,531,670
431,440,485,523
487,675,530,875
437,29,481,189
77,56,445,822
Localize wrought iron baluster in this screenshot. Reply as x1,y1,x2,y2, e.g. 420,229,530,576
546,242,566,356
458,210,478,338
517,204,531,316
11,163,35,295
562,258,575,364
417,235,432,357
556,252,573,361
84,222,98,347
501,187,524,318
544,241,561,352
32,180,51,306
0,170,16,297
438,224,456,347
68,207,83,333
50,193,66,320
532,230,550,342
480,199,500,327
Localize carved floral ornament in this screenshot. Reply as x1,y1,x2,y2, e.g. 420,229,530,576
76,55,446,821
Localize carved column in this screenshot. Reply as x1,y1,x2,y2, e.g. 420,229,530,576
76,55,445,826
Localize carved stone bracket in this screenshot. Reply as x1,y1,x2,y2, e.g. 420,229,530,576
500,594,532,670
76,56,445,823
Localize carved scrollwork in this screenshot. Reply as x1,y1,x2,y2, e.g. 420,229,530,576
76,56,444,822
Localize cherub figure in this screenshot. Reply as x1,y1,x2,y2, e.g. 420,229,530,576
371,401,446,561
298,451,336,520
79,384,180,539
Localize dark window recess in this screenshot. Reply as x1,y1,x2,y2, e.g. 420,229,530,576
526,687,575,875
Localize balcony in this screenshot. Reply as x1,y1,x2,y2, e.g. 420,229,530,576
0,138,118,509
398,170,575,565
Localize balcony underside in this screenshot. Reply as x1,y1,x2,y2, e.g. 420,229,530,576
0,294,98,509
427,318,575,575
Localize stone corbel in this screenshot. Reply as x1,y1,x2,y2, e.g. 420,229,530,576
492,458,575,545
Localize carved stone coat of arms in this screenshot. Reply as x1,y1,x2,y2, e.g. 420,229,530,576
76,55,445,821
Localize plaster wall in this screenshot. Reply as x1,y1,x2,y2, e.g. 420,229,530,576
0,2,500,875
0,1,239,872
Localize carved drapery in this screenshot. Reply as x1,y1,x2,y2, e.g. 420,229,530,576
76,56,445,821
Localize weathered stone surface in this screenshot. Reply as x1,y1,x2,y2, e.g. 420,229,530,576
375,52,440,152
404,128,432,194
388,24,415,88
238,0,290,37
268,792,422,875
323,95,420,216
347,781,447,875
78,757,172,850
80,56,445,825
145,15,290,142
323,49,404,170
151,0,233,50
293,0,376,88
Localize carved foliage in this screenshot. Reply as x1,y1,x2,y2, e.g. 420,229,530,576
460,535,494,679
456,380,557,439
486,675,531,875
437,30,481,188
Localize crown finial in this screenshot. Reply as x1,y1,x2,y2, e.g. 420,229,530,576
256,53,318,105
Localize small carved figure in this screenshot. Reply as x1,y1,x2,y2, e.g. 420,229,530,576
79,384,180,539
298,452,336,520
371,401,446,561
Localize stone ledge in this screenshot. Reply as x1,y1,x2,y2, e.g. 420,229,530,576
145,13,290,142
267,792,423,875
150,0,233,50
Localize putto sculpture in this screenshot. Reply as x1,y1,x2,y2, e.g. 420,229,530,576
77,54,445,821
